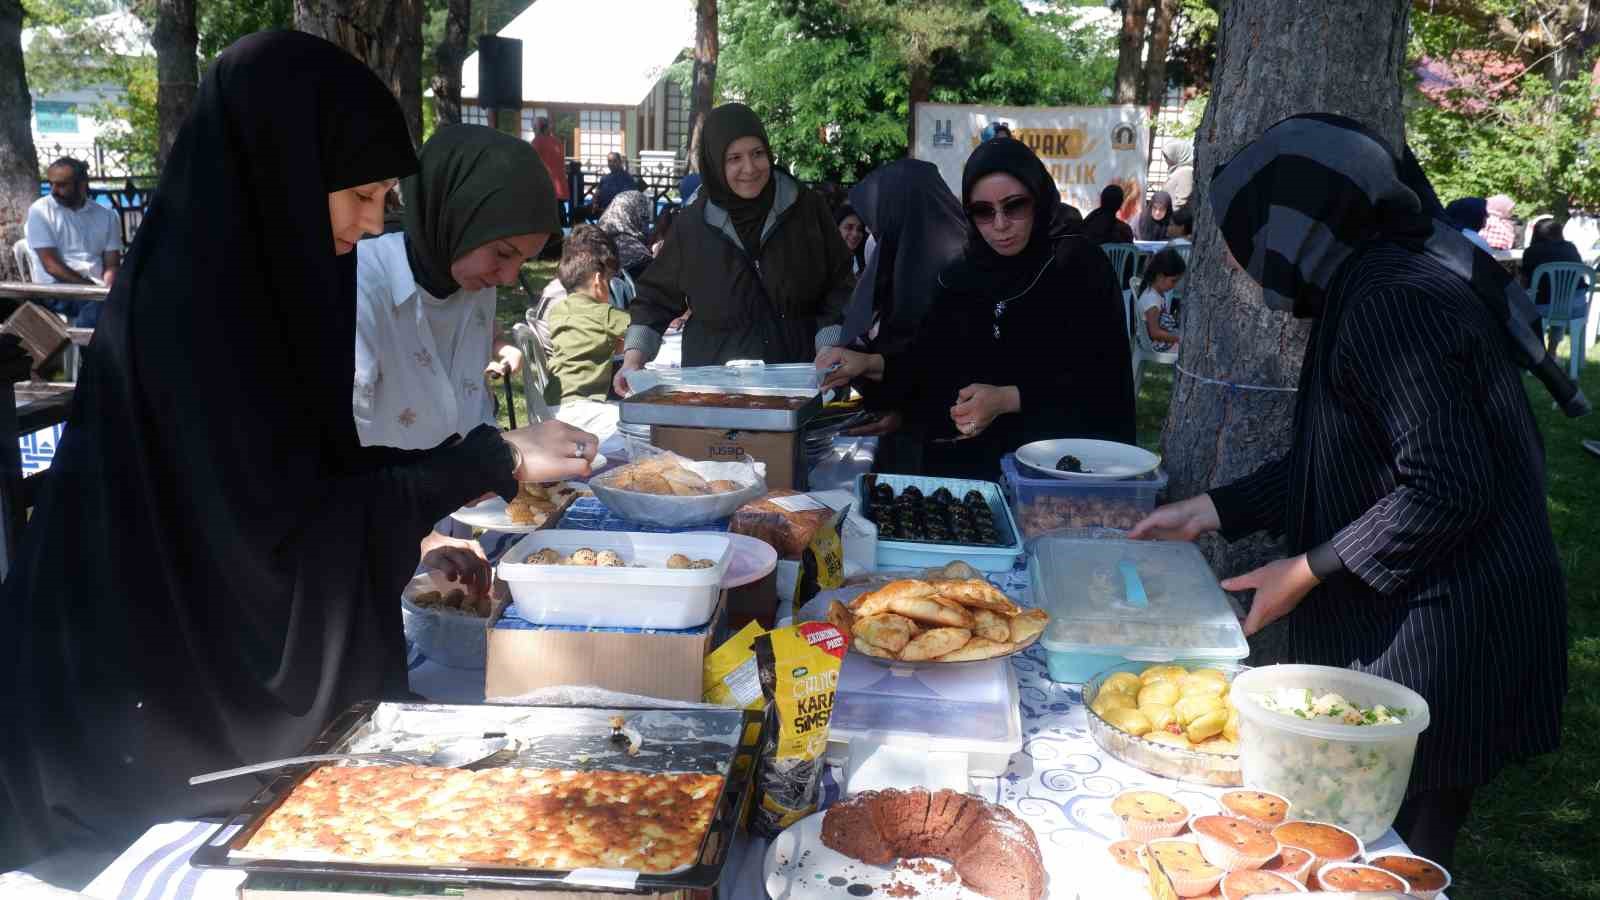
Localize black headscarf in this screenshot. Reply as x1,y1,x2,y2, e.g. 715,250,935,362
0,31,518,867
698,103,775,255
402,124,560,298
1444,197,1488,232
1210,112,1587,417
940,138,1062,296
1136,190,1172,241
1081,183,1128,244
840,159,968,349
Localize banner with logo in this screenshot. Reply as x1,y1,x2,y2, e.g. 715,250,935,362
914,104,1149,221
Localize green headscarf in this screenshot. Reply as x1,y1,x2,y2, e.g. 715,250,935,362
401,123,560,298
698,103,775,255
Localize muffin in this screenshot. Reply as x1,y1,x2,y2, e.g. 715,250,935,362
1270,821,1361,873
1111,790,1190,842
1218,790,1291,830
1315,861,1410,893
1191,815,1280,871
1148,840,1224,898
1258,845,1314,885
1367,852,1451,900
1219,870,1306,899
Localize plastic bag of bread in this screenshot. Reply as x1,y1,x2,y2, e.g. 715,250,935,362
589,446,767,526
730,490,837,559
750,621,846,838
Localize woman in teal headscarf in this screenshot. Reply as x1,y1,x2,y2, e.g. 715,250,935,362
354,123,573,591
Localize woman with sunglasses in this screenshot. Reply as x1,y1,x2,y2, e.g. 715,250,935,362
817,139,1135,480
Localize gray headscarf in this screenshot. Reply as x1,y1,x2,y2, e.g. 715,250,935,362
1162,138,1194,210
598,190,652,272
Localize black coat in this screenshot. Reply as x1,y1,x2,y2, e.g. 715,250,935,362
628,170,852,366
875,235,1136,481
1210,244,1567,791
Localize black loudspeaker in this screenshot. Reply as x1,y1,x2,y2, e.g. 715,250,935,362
476,35,523,111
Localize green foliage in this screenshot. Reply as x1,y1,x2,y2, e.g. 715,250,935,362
718,0,1116,182
198,0,293,63
1168,91,1205,139
23,6,159,172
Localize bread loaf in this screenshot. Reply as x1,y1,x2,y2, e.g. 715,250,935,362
729,490,834,558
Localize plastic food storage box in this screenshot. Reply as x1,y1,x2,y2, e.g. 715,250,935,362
1000,454,1167,542
496,531,732,629
1032,534,1248,682
1232,664,1431,842
854,473,1024,573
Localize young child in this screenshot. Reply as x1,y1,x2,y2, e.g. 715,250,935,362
1135,247,1186,351
548,224,630,439
1166,206,1194,245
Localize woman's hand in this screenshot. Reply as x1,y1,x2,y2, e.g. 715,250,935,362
486,345,523,379
845,410,902,437
815,347,882,391
949,384,1019,436
612,348,646,397
1129,494,1221,541
420,532,491,598
1225,555,1320,636
502,420,598,482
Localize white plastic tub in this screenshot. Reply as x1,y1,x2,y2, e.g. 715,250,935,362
1232,665,1431,843
496,530,732,629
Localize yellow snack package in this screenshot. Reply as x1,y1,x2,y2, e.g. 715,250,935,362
749,621,846,838
703,620,767,710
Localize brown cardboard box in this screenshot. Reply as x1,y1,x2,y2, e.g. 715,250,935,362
650,425,805,491
484,591,726,702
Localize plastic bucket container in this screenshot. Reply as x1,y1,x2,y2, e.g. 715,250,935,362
1231,665,1430,842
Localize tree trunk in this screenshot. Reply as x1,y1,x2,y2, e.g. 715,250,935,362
429,0,470,129
153,0,198,172
1159,0,1409,661
1114,0,1152,105
295,0,425,146
687,0,717,171
0,0,36,281
1142,0,1176,110
906,63,932,152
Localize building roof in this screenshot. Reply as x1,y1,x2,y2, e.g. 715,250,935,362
461,0,693,108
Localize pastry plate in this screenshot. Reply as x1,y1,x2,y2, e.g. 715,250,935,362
719,532,778,589
810,582,1044,669
1015,439,1160,482
448,479,591,532
764,811,987,900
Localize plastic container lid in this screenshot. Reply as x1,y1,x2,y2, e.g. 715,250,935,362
1034,535,1248,662
828,654,1019,752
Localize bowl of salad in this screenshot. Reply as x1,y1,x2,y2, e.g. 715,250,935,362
1231,664,1430,842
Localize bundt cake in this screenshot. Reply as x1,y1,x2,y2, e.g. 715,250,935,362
820,788,1046,900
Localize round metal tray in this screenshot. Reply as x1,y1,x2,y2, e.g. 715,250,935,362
1083,660,1248,787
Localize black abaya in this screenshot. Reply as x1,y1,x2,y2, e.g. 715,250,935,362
1,31,517,868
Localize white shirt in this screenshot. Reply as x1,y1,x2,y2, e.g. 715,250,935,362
24,195,122,283
353,232,498,450
1136,286,1170,319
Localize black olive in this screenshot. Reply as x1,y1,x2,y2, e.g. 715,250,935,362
963,489,985,506
901,485,923,501
931,487,954,504
1056,454,1084,473
873,483,894,502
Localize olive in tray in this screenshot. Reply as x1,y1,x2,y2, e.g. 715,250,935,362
863,478,1002,546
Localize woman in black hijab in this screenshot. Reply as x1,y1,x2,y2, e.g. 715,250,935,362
1081,183,1135,246
614,103,852,387
0,31,596,869
1132,113,1581,867
818,139,1135,481
1135,189,1173,242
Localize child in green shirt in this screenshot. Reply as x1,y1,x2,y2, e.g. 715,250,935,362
549,225,631,437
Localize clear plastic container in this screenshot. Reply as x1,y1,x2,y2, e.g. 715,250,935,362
1000,454,1168,542
496,531,732,629
1033,535,1248,682
1231,665,1431,843
854,473,1024,573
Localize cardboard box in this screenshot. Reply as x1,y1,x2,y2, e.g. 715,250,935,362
484,591,726,702
650,425,805,491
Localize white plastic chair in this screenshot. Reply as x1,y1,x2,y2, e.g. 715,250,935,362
1131,290,1179,395
510,321,555,424
1529,261,1595,379
1102,242,1138,289
10,239,30,281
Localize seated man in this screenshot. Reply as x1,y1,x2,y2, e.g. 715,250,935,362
593,152,640,215
25,156,122,327
547,225,630,440
1520,216,1590,355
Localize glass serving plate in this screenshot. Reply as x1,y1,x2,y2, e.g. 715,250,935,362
1083,660,1248,787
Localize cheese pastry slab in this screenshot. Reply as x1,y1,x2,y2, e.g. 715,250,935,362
935,636,1018,662
971,608,1012,643
1007,608,1049,644
243,765,722,873
852,613,918,654
899,627,973,661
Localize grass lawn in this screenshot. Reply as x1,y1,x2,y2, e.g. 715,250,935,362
1138,347,1600,898
499,270,1596,895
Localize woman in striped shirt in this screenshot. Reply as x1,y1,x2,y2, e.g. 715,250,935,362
1133,114,1583,868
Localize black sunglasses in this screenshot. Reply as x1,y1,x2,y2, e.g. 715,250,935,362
967,195,1034,225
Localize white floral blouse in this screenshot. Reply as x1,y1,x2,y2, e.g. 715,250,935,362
353,232,497,450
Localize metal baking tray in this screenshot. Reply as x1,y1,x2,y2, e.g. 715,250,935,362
619,384,823,432
190,701,764,892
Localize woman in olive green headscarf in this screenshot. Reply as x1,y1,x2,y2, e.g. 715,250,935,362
354,123,569,590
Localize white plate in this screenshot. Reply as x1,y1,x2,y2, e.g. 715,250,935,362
719,532,778,589
448,480,590,532
763,811,985,900
1015,439,1160,481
